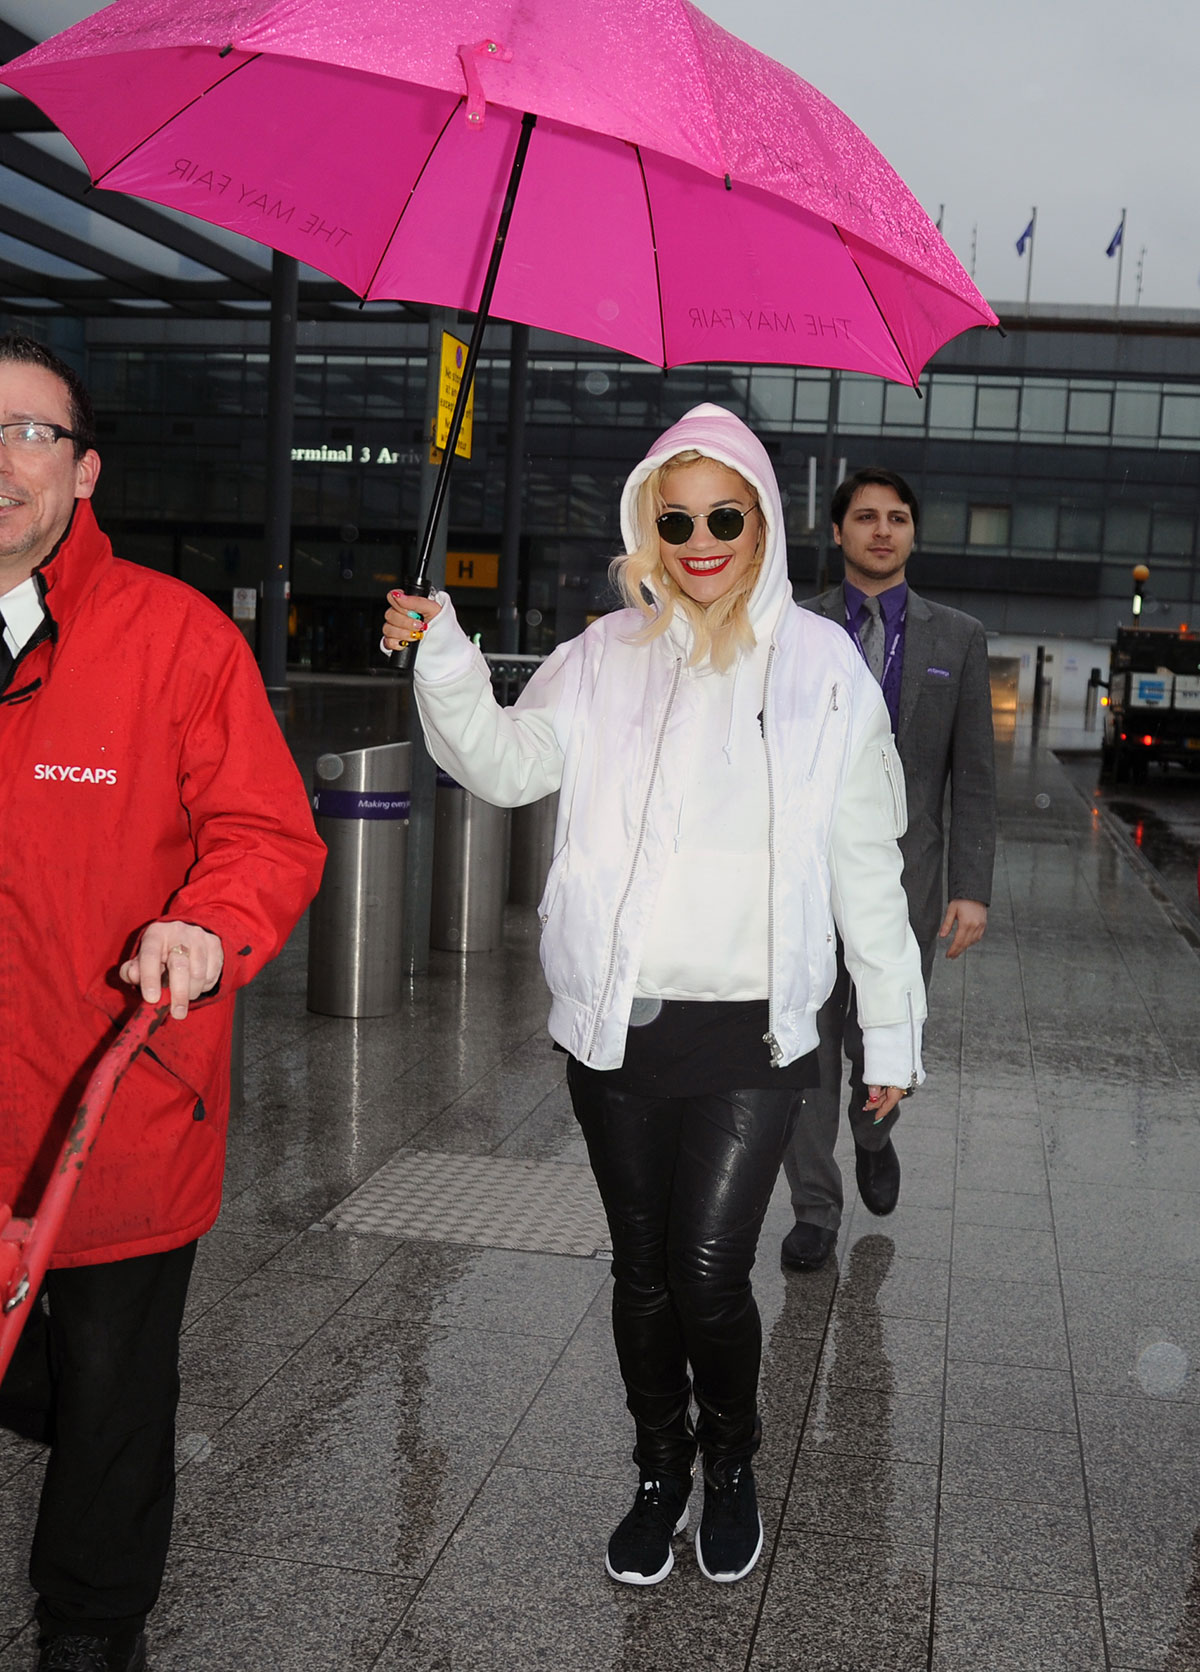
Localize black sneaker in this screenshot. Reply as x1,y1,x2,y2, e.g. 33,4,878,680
37,1632,146,1671
695,1459,763,1582
605,1473,692,1585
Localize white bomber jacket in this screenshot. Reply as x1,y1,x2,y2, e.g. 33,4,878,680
411,403,926,1084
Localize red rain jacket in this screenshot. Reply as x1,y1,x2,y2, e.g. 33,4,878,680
0,502,325,1267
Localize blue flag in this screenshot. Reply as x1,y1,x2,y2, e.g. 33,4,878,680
1016,219,1034,256
1106,221,1124,258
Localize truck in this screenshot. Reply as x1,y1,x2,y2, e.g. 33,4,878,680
1100,625,1200,782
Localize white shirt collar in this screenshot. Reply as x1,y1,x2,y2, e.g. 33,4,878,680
0,575,45,656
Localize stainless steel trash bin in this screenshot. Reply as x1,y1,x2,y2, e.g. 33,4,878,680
307,741,411,1016
509,791,559,907
430,771,510,952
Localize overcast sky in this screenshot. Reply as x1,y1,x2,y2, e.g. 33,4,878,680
10,0,1200,313
703,0,1200,311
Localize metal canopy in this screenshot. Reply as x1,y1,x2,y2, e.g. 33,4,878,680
0,10,419,323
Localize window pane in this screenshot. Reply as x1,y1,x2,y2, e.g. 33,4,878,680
968,505,1010,546
324,358,366,416
1067,388,1112,435
243,354,271,416
748,368,795,428
1060,505,1102,550
929,378,976,430
838,376,883,428
579,364,619,421
1151,512,1194,557
162,357,205,413
793,373,830,426
205,355,245,415
1112,387,1160,438
662,366,711,422
123,353,164,413
1020,383,1067,434
364,357,410,411
529,360,573,420
1012,503,1057,550
1161,394,1200,440
923,495,967,545
1103,507,1151,554
975,385,1019,429
883,382,924,429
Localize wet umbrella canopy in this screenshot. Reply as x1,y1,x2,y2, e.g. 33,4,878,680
1,0,995,386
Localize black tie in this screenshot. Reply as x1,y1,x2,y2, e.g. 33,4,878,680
859,594,885,682
0,608,13,693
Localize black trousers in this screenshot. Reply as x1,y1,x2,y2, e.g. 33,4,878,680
784,933,934,1232
568,1063,798,1478
0,1241,197,1643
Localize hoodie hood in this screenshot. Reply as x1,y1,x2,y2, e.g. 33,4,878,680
619,403,791,649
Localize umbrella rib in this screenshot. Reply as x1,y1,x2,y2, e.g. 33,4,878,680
362,96,464,300
833,225,921,390
633,145,667,368
91,53,262,189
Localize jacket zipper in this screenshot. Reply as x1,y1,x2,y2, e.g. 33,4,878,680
882,745,905,829
762,645,783,1067
906,989,919,1090
584,659,683,1060
805,680,839,781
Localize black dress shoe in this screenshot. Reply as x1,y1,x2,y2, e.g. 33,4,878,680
781,1222,837,1271
854,1138,901,1216
37,1632,146,1671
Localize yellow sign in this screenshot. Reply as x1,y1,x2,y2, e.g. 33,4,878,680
434,332,474,460
448,551,499,589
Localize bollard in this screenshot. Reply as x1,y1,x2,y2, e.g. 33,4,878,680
307,742,411,1016
509,792,559,907
430,771,511,951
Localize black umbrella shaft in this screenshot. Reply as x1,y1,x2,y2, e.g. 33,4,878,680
412,109,537,593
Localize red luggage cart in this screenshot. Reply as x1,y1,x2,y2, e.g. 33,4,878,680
0,1000,169,1383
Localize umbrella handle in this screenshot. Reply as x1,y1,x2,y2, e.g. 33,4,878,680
393,110,537,672
0,1000,171,1383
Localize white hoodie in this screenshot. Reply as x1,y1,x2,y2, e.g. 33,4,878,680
412,403,925,1084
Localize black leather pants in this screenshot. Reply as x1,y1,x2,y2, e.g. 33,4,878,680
568,1062,798,1478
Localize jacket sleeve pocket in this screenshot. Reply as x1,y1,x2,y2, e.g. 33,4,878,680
879,740,908,838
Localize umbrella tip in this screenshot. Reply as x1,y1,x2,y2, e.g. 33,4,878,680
219,43,233,58
724,173,732,191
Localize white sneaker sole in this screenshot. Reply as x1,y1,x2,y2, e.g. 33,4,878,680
605,1507,689,1586
695,1512,764,1582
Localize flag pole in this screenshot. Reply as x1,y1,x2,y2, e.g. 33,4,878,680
1024,206,1037,314
1135,246,1146,307
1114,207,1127,310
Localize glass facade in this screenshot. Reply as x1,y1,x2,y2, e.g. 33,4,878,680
6,304,1198,664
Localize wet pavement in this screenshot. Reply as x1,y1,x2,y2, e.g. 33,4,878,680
1058,749,1200,934
1,699,1199,1670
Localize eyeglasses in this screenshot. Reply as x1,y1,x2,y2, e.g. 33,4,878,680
0,421,81,451
656,504,759,546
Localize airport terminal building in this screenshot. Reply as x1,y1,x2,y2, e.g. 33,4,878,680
4,299,1199,711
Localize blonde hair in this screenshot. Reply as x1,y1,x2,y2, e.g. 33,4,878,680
610,451,765,672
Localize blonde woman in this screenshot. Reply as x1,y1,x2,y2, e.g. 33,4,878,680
383,403,924,1588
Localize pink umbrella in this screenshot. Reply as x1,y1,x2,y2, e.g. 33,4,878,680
1,0,994,386
3,0,996,601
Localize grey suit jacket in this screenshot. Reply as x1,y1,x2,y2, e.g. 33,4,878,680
804,583,996,953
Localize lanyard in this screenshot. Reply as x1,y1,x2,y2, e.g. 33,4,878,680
847,598,906,691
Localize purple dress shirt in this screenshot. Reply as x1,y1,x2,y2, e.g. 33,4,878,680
843,580,907,730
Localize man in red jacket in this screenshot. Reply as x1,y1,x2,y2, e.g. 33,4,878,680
0,333,325,1672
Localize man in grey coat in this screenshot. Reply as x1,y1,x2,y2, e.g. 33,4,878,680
782,467,996,1270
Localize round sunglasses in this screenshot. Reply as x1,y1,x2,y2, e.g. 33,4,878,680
655,504,760,546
